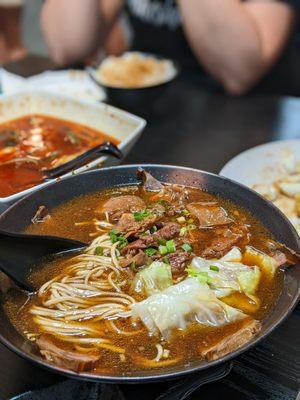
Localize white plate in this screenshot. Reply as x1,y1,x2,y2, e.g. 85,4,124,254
0,90,146,207
220,139,300,186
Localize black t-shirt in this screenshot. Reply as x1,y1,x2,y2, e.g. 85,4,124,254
125,0,300,95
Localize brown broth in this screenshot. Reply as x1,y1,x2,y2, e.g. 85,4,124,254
4,185,283,375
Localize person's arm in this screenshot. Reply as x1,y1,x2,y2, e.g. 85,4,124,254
178,0,296,95
41,0,123,66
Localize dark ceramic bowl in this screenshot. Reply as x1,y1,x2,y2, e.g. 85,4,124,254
87,54,180,114
0,164,299,383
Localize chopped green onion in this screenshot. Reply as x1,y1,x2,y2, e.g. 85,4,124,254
95,246,104,256
187,218,194,224
159,245,168,255
109,229,119,243
177,216,186,224
180,227,187,236
157,238,166,246
133,210,151,221
162,256,170,265
117,236,128,249
182,209,190,216
181,243,192,252
150,225,158,233
145,248,157,257
186,268,209,284
210,265,220,272
187,224,197,230
109,229,128,249
166,239,176,253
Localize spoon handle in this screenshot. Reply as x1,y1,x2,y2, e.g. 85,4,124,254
0,230,85,292
45,142,123,179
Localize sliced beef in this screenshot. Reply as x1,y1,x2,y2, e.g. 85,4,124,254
36,336,100,373
187,202,233,228
272,250,288,268
167,251,192,274
98,195,145,219
122,222,180,253
270,242,300,266
200,319,261,361
137,168,164,192
121,250,151,268
202,224,249,258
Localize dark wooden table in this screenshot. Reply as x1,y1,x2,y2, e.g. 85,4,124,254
1,55,300,400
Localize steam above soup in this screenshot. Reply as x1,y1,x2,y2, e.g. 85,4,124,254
4,169,294,376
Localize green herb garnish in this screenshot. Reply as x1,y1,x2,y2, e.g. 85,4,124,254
109,229,128,249
150,225,158,233
177,216,186,224
186,268,209,284
133,210,152,221
166,239,176,253
145,248,157,257
181,243,192,252
210,265,220,272
95,246,104,256
180,227,187,236
109,229,119,243
157,238,167,246
162,256,170,265
159,245,168,255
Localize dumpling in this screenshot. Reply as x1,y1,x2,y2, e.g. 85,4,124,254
189,253,261,298
131,278,246,339
131,261,173,296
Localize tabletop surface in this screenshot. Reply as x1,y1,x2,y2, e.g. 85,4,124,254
0,55,300,400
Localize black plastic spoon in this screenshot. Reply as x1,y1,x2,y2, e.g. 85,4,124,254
0,230,86,292
44,141,122,179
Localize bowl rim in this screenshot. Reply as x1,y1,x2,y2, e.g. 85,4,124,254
0,163,299,383
87,52,181,90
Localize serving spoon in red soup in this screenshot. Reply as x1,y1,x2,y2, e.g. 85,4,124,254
0,115,121,197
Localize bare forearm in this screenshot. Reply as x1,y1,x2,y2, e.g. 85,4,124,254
41,0,104,65
178,0,294,94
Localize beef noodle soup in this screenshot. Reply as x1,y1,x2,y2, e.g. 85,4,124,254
3,170,294,376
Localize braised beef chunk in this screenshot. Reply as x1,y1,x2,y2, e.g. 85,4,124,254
187,202,233,227
202,224,249,258
120,250,151,268
138,168,164,192
116,213,158,235
122,222,180,253
98,195,145,219
200,319,261,361
167,251,192,274
36,336,100,372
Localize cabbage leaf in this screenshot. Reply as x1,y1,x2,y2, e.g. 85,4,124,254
131,277,246,339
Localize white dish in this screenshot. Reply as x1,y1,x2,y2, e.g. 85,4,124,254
220,139,300,186
0,90,146,207
89,52,179,89
1,69,106,102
